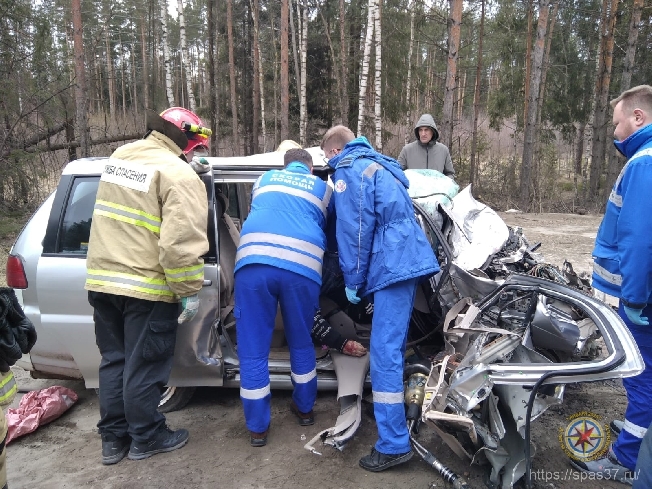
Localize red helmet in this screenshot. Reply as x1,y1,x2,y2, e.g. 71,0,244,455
160,107,210,154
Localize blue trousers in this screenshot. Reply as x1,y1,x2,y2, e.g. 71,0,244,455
370,278,418,454
235,264,319,434
612,302,652,471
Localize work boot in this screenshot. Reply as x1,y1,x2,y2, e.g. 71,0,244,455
569,445,634,486
101,434,131,465
359,447,413,472
249,430,268,447
290,400,314,426
611,419,624,436
127,426,189,460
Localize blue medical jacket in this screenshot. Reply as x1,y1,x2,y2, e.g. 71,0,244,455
235,162,334,285
592,124,652,308
328,137,440,295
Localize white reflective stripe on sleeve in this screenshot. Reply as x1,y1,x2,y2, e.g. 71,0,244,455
372,390,404,405
236,244,322,275
240,384,271,400
609,190,622,207
253,185,328,216
239,232,324,260
623,419,648,439
363,162,383,178
593,262,622,286
291,369,317,384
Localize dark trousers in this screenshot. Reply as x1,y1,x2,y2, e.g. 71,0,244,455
88,291,178,443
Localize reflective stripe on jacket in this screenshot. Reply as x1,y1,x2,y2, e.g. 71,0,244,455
592,124,652,307
328,137,440,295
0,371,16,408
234,162,333,285
85,131,209,302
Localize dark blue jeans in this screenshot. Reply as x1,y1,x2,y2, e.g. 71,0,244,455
89,291,178,443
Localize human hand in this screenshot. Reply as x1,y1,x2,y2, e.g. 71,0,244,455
345,287,360,304
342,340,368,357
178,294,200,324
624,305,649,326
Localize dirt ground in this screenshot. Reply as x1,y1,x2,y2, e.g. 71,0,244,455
2,212,633,489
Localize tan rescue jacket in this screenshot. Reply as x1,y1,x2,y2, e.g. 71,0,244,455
85,131,209,303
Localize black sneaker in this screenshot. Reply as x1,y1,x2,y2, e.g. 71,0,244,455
359,447,413,472
290,400,314,426
127,427,189,460
101,434,131,465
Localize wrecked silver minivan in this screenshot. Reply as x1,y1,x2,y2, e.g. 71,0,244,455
304,174,643,489
6,151,642,488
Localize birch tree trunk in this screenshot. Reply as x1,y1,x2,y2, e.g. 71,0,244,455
160,0,174,107
72,0,89,157
470,0,485,187
227,0,240,154
404,1,415,146
373,0,382,150
357,0,376,136
258,41,267,151
105,26,117,119
281,0,289,140
441,0,463,149
588,0,619,199
339,0,349,126
520,0,551,210
299,0,308,146
178,0,196,112
290,0,301,102
251,0,262,153
119,34,127,119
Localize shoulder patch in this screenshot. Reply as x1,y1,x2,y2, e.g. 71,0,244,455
334,179,347,193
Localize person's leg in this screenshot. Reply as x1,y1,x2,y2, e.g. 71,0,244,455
369,278,418,455
235,264,278,435
633,420,652,488
278,270,319,416
121,297,178,444
90,291,129,439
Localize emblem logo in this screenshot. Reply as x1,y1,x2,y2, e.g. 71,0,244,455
334,179,347,193
559,411,610,462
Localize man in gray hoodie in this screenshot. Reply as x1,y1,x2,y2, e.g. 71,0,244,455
398,114,455,178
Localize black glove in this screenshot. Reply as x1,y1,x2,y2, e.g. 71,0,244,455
0,287,37,355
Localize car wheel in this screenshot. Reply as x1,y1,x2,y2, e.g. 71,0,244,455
158,386,196,413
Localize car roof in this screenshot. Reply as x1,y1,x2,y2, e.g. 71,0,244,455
61,147,328,176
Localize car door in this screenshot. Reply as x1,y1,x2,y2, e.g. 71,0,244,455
36,167,223,388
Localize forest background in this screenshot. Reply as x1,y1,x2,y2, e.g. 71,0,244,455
0,0,649,218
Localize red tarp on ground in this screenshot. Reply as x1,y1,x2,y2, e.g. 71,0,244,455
6,386,78,444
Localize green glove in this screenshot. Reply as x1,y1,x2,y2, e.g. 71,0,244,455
178,294,200,324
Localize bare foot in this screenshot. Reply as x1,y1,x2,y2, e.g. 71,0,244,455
342,340,368,357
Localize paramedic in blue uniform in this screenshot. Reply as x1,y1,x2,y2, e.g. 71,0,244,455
234,148,333,447
321,125,440,472
571,85,652,484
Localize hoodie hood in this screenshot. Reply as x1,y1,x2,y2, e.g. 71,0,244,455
328,136,410,189
414,114,439,144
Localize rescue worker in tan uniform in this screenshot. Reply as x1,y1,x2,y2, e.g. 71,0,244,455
85,108,209,465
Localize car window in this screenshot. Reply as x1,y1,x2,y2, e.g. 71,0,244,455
58,177,99,254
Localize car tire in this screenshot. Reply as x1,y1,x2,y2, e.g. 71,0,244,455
158,386,196,413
